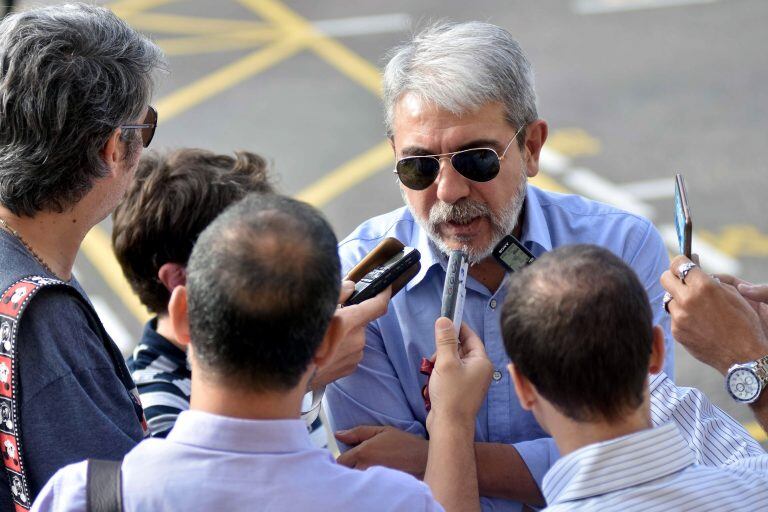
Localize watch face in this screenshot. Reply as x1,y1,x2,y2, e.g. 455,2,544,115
727,368,761,402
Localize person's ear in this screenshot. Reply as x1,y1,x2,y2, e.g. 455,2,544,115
158,263,187,293
508,363,536,411
313,315,343,369
100,129,124,176
648,325,666,375
521,119,548,178
168,286,191,349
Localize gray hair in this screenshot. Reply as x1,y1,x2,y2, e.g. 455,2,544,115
0,3,166,216
383,21,538,141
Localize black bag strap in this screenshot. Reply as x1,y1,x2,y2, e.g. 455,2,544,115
86,459,123,512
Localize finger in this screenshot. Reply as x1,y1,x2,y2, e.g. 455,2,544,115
434,317,460,361
334,425,385,445
458,322,487,358
660,270,686,295
738,283,768,304
669,258,711,288
336,446,358,467
352,285,392,322
338,280,356,304
714,274,747,287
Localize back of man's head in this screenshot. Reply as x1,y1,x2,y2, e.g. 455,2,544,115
501,245,653,422
186,193,341,391
0,3,165,216
113,148,273,315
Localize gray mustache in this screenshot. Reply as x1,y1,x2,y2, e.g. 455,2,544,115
429,199,491,225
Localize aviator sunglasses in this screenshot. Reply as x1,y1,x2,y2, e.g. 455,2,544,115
393,124,526,191
120,105,158,148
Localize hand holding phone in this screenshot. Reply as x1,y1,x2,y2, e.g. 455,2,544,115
441,250,468,336
343,238,421,306
674,173,693,259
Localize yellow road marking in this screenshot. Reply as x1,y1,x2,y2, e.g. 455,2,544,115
698,225,768,258
546,128,602,157
81,226,150,323
126,12,279,36
297,141,393,207
238,0,383,97
156,33,272,57
156,36,306,122
530,172,569,194
745,421,767,442
108,0,179,18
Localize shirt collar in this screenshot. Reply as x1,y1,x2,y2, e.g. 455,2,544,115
404,185,551,292
141,318,187,363
167,410,313,453
542,423,695,506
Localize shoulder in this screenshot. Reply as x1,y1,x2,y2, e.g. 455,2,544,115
337,207,418,269
31,460,88,512
344,465,439,510
532,186,653,231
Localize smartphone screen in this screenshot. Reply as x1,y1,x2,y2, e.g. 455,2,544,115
674,174,692,258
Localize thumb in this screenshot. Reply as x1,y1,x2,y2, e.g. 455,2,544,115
738,283,768,304
434,316,459,361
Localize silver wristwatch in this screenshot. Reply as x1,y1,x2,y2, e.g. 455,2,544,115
726,355,768,404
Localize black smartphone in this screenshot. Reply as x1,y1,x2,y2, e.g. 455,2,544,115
674,173,693,259
344,246,421,306
441,250,468,335
493,235,536,272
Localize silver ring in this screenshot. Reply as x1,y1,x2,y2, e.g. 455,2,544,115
663,291,673,313
678,262,698,284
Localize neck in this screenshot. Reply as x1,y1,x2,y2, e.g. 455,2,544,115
156,315,187,352
189,371,307,421
548,403,652,457
0,207,93,280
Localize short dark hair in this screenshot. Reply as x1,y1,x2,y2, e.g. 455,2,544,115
501,245,653,422
186,193,341,391
0,4,165,216
112,149,274,315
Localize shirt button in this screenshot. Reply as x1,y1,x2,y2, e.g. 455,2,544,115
490,299,497,309
492,370,503,381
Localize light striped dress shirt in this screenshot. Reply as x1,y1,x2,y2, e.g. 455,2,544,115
542,374,768,511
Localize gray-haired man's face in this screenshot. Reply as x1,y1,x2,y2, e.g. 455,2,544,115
393,94,529,264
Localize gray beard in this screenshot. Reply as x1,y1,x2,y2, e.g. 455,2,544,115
403,163,528,264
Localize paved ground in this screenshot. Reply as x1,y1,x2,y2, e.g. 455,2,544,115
18,0,768,442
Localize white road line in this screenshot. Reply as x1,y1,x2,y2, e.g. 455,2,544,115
573,0,720,14
539,147,571,176
562,167,656,218
91,295,136,356
621,178,675,200
313,13,411,37
659,224,741,274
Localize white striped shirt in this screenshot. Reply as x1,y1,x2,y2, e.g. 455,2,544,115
542,373,768,511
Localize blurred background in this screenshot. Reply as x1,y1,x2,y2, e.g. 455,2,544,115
14,0,768,443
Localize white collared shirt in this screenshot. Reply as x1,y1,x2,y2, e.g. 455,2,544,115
542,389,768,510
32,410,443,512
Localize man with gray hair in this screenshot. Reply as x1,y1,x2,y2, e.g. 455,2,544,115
0,4,164,510
328,22,672,511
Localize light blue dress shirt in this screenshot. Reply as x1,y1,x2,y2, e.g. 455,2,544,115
327,185,674,511
542,421,768,511
32,410,443,512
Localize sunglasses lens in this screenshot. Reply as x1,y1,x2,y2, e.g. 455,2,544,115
396,157,439,190
142,106,157,148
451,149,500,182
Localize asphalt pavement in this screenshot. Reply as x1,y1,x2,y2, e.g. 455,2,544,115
18,0,768,442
